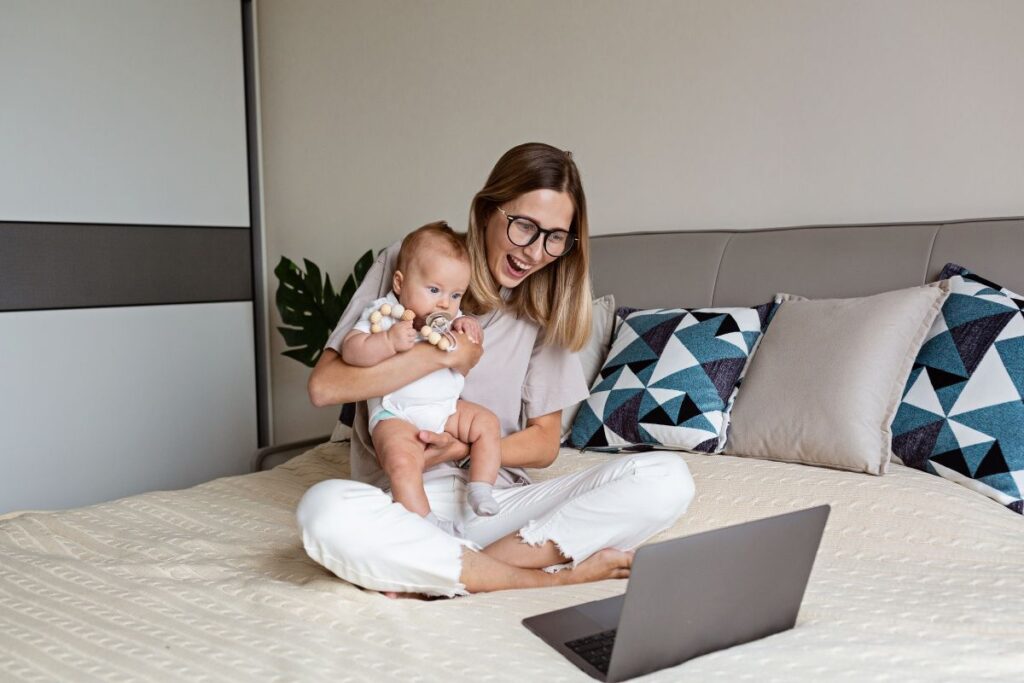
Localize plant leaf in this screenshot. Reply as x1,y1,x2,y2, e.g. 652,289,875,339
303,259,324,303
353,250,374,283
273,250,379,368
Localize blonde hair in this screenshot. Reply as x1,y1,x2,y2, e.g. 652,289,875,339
396,221,468,274
464,143,592,351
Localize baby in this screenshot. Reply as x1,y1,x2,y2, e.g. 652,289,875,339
341,222,501,534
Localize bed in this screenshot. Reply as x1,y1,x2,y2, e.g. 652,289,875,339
3,217,1023,681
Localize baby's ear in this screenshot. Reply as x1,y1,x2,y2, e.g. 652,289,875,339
392,270,403,295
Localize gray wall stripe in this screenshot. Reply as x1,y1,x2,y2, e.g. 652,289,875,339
0,223,252,311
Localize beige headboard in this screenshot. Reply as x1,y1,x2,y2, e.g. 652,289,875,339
590,217,1024,308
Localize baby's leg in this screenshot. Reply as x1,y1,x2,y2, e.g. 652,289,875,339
373,419,461,536
445,400,502,516
372,419,429,515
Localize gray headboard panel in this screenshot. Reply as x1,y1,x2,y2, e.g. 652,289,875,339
589,217,1024,308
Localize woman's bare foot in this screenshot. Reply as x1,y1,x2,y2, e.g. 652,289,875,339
558,549,635,586
459,547,635,593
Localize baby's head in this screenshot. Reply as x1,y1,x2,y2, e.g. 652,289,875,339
393,221,470,326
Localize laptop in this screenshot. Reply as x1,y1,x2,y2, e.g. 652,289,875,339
522,505,830,682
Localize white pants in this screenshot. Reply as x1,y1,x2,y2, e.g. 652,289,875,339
296,451,695,597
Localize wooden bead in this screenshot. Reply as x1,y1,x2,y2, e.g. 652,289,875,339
420,326,432,337
437,337,451,351
402,309,415,321
380,303,392,316
370,323,382,333
391,304,404,318
369,311,382,323
428,331,441,345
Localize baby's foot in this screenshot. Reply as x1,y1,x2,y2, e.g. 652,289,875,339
467,481,500,516
425,511,463,537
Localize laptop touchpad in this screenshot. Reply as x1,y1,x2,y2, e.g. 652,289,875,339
574,594,625,630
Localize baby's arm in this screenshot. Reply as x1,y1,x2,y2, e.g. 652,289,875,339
341,321,417,367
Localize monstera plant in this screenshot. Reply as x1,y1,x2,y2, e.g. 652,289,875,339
274,250,375,367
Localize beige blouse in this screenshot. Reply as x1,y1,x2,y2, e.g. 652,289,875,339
325,242,589,490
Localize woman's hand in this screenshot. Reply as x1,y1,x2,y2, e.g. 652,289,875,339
451,317,483,344
418,430,470,468
444,331,483,376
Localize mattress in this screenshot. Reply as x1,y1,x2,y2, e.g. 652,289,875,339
2,442,1022,681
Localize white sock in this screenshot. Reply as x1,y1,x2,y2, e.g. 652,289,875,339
467,482,499,516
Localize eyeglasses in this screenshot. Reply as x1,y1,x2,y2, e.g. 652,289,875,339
497,207,577,257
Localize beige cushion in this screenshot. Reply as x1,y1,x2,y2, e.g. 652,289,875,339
725,282,949,474
560,294,616,439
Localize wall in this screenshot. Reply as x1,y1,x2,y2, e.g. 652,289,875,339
255,0,1024,443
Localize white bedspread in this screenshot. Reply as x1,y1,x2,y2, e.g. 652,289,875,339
2,443,1022,681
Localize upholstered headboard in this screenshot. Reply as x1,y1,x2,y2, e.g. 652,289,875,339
590,217,1024,307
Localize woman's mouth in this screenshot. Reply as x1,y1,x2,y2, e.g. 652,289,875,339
505,254,532,279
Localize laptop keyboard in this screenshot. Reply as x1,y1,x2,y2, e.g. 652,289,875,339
565,629,617,674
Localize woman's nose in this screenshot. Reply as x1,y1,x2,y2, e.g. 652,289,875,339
524,239,545,261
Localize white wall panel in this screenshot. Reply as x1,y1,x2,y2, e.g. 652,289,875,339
0,0,249,227
0,303,258,513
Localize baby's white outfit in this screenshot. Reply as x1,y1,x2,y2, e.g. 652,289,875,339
354,292,465,435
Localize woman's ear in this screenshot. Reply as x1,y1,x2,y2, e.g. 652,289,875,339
393,270,403,295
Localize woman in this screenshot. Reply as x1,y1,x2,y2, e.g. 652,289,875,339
298,143,695,597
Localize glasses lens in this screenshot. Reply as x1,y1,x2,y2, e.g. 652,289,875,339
508,218,539,247
544,230,573,256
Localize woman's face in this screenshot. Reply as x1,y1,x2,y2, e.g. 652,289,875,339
484,188,575,289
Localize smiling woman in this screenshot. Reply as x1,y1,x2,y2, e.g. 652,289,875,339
297,142,696,597
467,147,593,352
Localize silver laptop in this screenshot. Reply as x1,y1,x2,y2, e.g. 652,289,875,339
522,505,830,682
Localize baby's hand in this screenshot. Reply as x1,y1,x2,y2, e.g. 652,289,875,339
452,316,483,344
386,320,417,352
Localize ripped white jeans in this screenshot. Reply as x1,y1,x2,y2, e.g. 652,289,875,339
296,451,695,597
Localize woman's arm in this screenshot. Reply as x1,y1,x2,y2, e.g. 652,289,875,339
308,330,483,407
500,410,562,468
417,409,562,469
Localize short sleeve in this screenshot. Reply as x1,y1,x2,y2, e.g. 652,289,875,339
350,294,397,335
324,242,401,352
521,338,590,420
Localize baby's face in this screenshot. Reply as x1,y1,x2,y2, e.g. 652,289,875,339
396,251,470,326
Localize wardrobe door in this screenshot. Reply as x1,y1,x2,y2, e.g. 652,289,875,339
0,0,258,513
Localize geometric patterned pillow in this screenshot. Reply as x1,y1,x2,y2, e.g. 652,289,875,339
569,302,774,454
891,263,1024,514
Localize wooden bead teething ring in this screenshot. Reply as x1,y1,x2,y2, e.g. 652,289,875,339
368,302,415,333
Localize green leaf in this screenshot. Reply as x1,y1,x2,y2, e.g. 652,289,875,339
339,274,357,307
277,325,310,347
273,250,380,368
353,250,374,284
322,273,342,325
303,259,324,303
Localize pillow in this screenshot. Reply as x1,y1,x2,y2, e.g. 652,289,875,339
891,264,1024,514
560,295,617,440
569,302,775,453
725,283,949,474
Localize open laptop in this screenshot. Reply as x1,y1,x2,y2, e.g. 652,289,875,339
522,505,830,682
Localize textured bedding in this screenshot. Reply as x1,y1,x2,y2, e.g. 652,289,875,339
2,442,1022,682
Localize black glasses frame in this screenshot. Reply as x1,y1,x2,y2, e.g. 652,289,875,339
497,207,577,258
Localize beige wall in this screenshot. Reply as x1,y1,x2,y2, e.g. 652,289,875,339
256,0,1024,444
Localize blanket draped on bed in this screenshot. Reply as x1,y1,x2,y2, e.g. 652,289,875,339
2,443,1022,681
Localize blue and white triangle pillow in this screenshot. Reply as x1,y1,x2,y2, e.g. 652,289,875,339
891,263,1024,514
570,303,774,453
